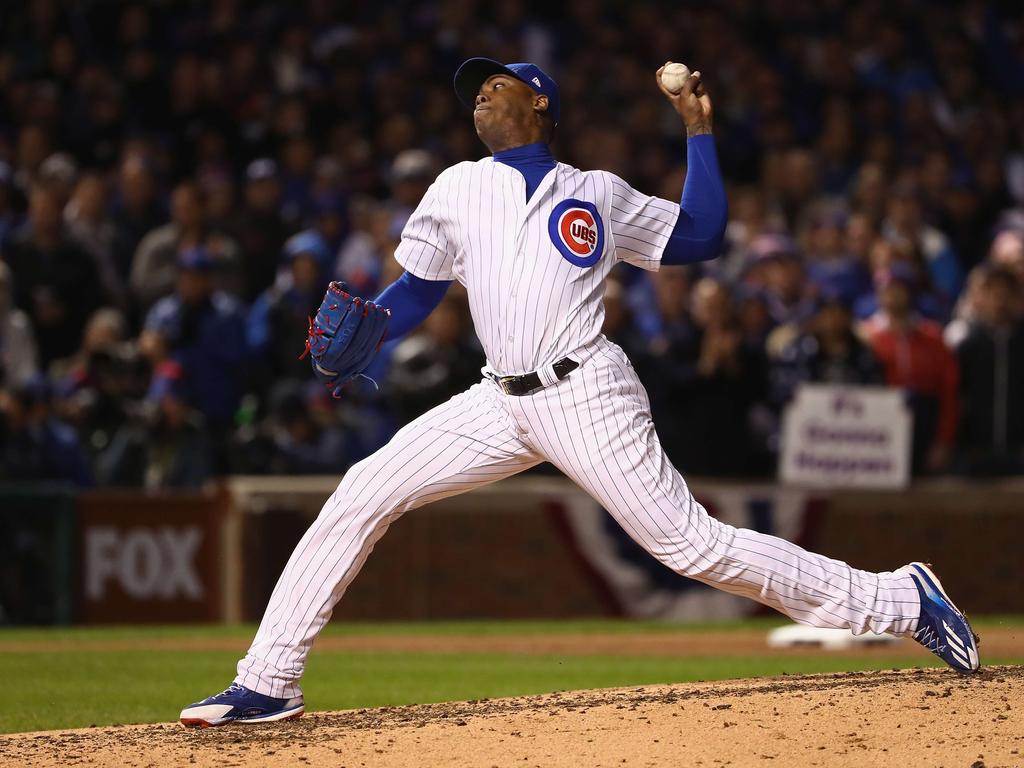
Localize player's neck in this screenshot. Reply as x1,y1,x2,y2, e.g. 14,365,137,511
484,125,548,154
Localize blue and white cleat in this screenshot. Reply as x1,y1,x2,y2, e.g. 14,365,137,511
179,683,304,727
903,561,980,673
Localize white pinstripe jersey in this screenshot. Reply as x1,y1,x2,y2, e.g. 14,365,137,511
394,158,680,376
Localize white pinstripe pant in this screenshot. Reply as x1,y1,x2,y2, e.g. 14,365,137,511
236,336,921,698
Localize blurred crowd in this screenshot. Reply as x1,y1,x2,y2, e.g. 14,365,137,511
1,0,1024,488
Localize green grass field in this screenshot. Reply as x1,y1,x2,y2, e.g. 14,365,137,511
3,618,1022,734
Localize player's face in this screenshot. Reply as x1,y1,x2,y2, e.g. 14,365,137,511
473,74,539,152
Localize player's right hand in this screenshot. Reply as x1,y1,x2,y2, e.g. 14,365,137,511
655,63,713,137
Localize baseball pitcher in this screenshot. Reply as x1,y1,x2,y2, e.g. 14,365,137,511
181,58,979,727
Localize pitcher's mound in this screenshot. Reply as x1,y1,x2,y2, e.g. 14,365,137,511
3,666,1021,767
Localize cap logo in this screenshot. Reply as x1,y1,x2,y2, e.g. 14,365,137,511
532,76,542,87
548,199,605,268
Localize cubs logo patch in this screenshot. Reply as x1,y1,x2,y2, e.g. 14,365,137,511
548,199,605,268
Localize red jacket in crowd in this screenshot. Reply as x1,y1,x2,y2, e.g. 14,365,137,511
863,315,959,447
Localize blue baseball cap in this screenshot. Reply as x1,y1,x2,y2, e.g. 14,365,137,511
454,57,560,124
283,230,331,266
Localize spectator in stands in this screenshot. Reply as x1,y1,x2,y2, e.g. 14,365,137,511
333,199,394,298
736,287,774,353
691,277,734,334
855,237,946,322
719,186,777,283
65,172,124,309
247,232,331,393
140,246,248,448
863,264,958,474
11,125,52,196
54,308,126,385
0,376,93,486
199,168,236,233
0,262,38,388
387,291,484,424
3,184,101,367
844,212,878,266
54,308,143,467
110,155,163,287
228,159,291,302
646,277,766,476
130,182,239,310
644,267,699,357
774,292,883,404
233,381,349,475
945,265,988,349
672,309,766,477
773,149,819,231
744,235,816,329
851,162,889,225
803,206,872,307
332,150,433,298
277,136,317,226
637,268,701,459
951,267,1024,475
937,170,992,273
387,149,436,235
98,359,213,489
987,230,1024,313
37,153,78,208
882,181,963,304
1,1,1023,483
309,190,348,259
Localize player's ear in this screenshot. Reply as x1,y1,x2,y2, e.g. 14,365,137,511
534,95,555,141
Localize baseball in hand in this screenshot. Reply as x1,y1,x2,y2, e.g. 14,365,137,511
660,62,692,94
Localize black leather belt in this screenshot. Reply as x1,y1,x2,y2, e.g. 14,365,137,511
492,357,579,396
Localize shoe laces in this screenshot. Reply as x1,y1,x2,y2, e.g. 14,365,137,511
215,683,246,699
913,622,946,655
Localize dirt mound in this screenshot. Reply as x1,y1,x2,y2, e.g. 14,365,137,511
3,666,1021,767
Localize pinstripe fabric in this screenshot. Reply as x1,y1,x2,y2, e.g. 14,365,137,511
236,162,921,699
236,336,920,698
236,382,540,697
509,337,921,635
393,159,678,376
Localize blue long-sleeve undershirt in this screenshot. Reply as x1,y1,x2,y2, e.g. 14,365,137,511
377,134,726,340
661,134,728,266
374,270,451,339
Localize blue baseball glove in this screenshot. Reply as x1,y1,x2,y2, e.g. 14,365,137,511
301,282,390,396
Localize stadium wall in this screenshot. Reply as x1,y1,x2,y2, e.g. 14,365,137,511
1,477,1021,625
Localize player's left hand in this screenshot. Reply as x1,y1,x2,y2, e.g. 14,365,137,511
656,63,713,137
